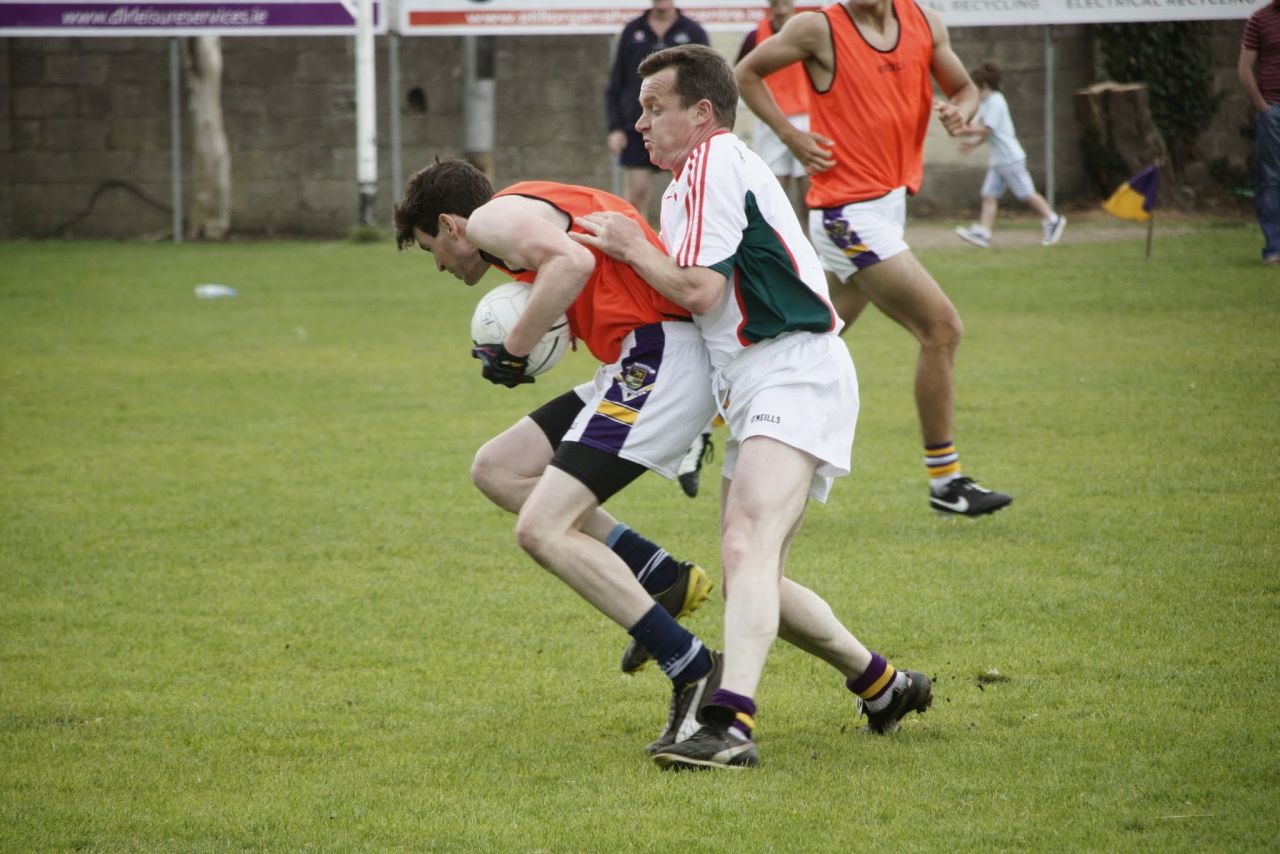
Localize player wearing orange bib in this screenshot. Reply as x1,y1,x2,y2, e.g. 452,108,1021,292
394,161,725,755
487,181,691,364
736,0,812,218
736,0,1014,517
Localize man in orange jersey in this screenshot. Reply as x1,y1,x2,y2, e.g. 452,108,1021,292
735,0,1014,517
736,0,810,220
394,160,723,753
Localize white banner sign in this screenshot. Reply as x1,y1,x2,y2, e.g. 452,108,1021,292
401,0,784,34
398,0,1265,34
0,0,388,37
920,0,1265,26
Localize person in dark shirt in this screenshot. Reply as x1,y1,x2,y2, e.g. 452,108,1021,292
1240,0,1280,264
605,0,708,224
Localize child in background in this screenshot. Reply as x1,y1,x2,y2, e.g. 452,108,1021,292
955,60,1066,248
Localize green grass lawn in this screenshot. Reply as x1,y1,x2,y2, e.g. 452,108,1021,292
2,225,1277,851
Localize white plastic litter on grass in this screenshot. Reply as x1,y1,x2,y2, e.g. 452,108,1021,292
194,284,237,299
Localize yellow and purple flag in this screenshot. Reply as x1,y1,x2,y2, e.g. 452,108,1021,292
1103,164,1159,222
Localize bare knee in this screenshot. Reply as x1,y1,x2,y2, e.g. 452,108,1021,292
717,528,758,600
921,307,964,357
514,509,552,564
469,446,496,494
470,444,509,504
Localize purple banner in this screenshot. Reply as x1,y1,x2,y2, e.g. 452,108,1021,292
0,1,385,35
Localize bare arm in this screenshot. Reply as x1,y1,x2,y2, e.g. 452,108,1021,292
569,212,726,316
924,6,977,136
956,121,988,155
1240,45,1269,112
735,12,836,173
467,197,595,357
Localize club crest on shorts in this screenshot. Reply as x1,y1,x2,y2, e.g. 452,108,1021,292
619,362,655,401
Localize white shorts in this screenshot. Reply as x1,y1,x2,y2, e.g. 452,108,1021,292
753,114,809,179
808,187,909,281
566,321,716,480
981,159,1037,200
713,332,858,503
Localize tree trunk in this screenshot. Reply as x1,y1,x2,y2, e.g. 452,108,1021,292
1074,81,1170,200
182,36,231,240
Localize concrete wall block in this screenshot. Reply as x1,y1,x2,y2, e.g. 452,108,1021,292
109,83,162,118
45,52,111,86
41,117,105,152
37,38,72,54
220,85,270,119
55,182,171,238
300,178,348,214
12,85,75,119
222,44,300,84
233,174,291,208
10,151,79,184
235,179,353,234
4,180,167,240
10,120,41,152
94,37,157,54
77,85,114,119
9,182,82,237
82,149,163,183
295,42,354,83
230,150,287,182
227,117,281,151
107,49,168,85
108,115,170,152
327,147,357,181
11,50,45,86
288,146,332,181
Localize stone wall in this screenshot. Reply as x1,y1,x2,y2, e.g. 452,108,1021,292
0,21,1253,239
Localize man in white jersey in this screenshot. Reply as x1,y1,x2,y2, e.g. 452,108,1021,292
574,44,931,770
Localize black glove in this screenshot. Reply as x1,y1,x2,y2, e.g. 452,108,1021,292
471,342,534,388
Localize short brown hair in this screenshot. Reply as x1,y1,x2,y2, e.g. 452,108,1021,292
393,159,494,249
637,44,738,130
969,60,1002,92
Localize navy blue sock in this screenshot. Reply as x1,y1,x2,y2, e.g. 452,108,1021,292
607,523,680,595
627,604,710,686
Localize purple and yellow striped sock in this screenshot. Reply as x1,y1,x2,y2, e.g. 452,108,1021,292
707,688,756,740
925,441,960,491
847,652,902,713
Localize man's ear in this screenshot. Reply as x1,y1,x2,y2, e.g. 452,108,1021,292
439,213,458,237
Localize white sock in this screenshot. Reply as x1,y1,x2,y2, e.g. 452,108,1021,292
864,671,907,713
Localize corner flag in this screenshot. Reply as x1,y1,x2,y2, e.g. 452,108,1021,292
1103,164,1159,222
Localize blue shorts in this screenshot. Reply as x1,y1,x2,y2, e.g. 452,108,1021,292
619,129,662,171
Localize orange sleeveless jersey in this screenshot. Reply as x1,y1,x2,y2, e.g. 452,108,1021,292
757,17,810,117
806,0,933,208
490,182,690,364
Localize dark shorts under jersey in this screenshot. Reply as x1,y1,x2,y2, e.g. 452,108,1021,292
528,389,646,504
525,322,714,504
619,129,664,171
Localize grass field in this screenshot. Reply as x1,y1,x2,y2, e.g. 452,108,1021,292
2,223,1278,852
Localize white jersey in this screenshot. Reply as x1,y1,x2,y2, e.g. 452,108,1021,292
977,91,1026,167
659,131,840,370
